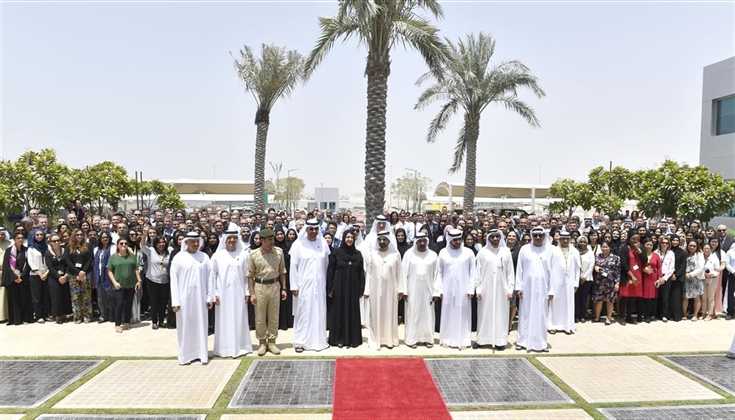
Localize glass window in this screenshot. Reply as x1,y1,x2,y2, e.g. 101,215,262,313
716,96,735,135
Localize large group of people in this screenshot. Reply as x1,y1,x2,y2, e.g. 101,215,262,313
2,204,735,364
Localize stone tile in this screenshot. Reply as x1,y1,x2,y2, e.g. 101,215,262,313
661,354,735,396
0,360,101,408
221,415,331,420
2,318,731,357
451,409,592,419
426,358,572,406
599,404,735,419
229,360,334,408
38,417,205,420
54,360,238,409
539,356,724,403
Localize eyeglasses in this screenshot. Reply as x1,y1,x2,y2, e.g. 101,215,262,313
532,234,544,238
719,229,727,232
49,239,60,243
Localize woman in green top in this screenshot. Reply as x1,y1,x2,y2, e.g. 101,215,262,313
107,237,142,333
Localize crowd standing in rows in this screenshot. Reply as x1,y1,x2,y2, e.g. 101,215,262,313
2,205,735,363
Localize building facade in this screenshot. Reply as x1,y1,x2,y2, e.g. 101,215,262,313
700,57,735,228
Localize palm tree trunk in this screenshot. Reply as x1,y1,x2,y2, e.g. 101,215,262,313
463,116,480,213
253,110,270,212
364,55,390,230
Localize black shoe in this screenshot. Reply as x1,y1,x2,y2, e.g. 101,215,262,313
472,342,481,349
495,345,506,351
580,318,587,323
98,318,105,324
152,324,159,330
727,315,733,320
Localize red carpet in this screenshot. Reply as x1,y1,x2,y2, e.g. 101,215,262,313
332,358,451,419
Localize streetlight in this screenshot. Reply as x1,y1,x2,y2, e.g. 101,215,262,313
406,168,419,213
286,168,299,214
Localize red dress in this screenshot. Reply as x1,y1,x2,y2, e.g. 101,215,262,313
620,248,643,298
642,252,661,299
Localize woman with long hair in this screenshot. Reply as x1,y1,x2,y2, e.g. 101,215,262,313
141,225,171,330
2,231,32,324
45,233,72,324
107,237,143,333
683,239,705,321
93,231,116,323
641,236,662,323
65,228,94,323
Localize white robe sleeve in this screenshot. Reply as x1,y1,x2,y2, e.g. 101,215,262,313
210,255,220,299
170,254,182,307
466,251,476,296
395,252,405,295
205,257,215,304
432,254,443,298
290,245,301,292
401,253,412,297
515,248,525,292
242,252,251,297
503,251,515,296
363,250,372,297
474,252,485,296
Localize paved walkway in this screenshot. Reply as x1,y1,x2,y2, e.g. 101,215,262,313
1,319,734,420
2,317,733,357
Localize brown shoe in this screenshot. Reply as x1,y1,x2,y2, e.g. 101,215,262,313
124,323,131,330
257,340,267,357
267,341,281,355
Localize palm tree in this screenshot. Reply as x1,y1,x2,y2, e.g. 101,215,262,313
305,0,447,229
233,44,304,212
415,32,545,212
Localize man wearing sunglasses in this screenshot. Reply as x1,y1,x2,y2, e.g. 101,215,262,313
515,227,554,352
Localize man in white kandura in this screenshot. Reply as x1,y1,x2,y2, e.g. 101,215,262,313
402,232,438,349
170,232,214,365
289,219,330,353
515,227,554,353
360,214,395,325
434,229,476,350
364,230,404,350
548,230,580,335
475,229,515,350
211,229,252,358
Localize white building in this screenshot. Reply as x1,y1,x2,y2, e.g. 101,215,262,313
700,57,735,228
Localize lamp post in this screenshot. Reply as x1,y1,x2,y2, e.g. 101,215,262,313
405,167,419,213
287,168,299,214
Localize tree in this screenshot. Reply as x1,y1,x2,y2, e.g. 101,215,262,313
548,178,592,217
0,149,73,214
586,165,637,216
414,32,545,212
78,162,132,214
305,0,448,230
233,44,305,213
634,160,735,223
277,176,305,213
391,172,431,213
148,180,186,210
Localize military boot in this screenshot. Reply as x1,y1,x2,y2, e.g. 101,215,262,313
257,340,267,357
267,340,281,355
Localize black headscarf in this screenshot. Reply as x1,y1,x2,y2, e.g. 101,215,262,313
274,227,290,253
395,228,410,258
335,229,362,263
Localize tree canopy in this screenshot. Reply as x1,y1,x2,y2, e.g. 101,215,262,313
548,160,735,222
0,148,185,216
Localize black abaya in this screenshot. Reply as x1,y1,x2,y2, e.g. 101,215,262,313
326,239,365,347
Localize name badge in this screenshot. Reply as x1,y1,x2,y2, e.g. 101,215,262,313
75,263,82,268
632,265,639,271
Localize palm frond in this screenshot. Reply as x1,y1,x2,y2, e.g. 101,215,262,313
304,14,360,79
426,99,459,143
495,96,541,128
392,17,449,71
449,123,467,174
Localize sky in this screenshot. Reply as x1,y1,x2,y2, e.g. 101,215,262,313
2,0,734,198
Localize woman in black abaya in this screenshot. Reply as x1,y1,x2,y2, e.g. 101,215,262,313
326,229,365,348
274,226,294,330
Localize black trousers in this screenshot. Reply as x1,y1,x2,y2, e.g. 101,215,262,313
643,298,657,319
146,279,169,325
724,272,735,317
657,280,671,319
29,275,51,321
669,280,684,321
115,288,135,326
618,296,642,320
575,280,593,320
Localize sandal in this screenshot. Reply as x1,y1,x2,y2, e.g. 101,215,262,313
115,326,123,333
604,320,611,326
425,343,433,348
547,330,556,335
295,347,304,353
515,344,525,351
408,344,417,349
